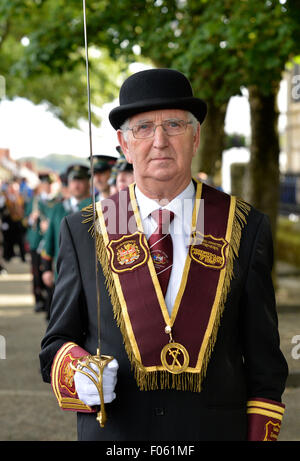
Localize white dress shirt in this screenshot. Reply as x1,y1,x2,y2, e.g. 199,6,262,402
135,181,195,316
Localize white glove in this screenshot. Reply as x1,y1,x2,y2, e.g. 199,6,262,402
74,358,118,406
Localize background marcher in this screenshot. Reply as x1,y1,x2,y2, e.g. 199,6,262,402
40,165,92,320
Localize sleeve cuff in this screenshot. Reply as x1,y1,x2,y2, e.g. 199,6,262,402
50,342,97,413
247,397,285,441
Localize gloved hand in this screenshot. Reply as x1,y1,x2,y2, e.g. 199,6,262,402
74,358,118,406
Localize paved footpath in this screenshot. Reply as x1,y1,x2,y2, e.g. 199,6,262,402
0,257,299,441
0,257,77,441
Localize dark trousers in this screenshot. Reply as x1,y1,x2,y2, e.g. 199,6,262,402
30,250,46,305
3,219,26,262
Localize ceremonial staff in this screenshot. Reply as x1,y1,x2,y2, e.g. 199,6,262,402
71,0,113,428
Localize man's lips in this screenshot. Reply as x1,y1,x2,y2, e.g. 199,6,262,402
151,157,173,161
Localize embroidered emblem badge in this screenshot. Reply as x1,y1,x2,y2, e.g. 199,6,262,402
59,353,77,395
117,242,140,266
189,232,228,270
264,421,281,441
151,250,169,269
107,232,149,273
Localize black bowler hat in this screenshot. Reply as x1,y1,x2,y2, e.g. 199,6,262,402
109,68,207,130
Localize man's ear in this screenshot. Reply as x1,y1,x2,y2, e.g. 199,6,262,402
117,130,133,164
192,123,200,157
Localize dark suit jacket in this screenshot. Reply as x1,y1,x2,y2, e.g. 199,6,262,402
39,192,288,441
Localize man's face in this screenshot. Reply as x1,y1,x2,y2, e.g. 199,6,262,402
117,109,200,186
39,182,51,195
94,169,111,193
68,178,90,200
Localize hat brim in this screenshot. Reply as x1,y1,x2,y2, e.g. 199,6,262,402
109,96,207,130
68,173,90,181
92,166,111,173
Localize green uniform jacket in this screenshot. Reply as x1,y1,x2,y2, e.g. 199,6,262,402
41,196,92,277
24,196,59,251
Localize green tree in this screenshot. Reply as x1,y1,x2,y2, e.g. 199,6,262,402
2,0,300,239
224,0,296,237
3,1,242,176
0,0,124,128
164,0,296,237
97,0,298,237
98,0,242,176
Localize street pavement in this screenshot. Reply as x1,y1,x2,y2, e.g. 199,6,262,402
0,257,77,441
0,257,299,441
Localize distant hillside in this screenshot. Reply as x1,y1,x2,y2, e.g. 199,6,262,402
19,154,89,174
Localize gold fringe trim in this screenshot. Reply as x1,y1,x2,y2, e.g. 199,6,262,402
81,197,250,392
95,232,148,384
81,204,96,237
81,204,147,383
194,197,251,392
139,370,203,392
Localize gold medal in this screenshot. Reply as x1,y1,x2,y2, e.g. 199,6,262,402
161,342,189,374
161,325,189,374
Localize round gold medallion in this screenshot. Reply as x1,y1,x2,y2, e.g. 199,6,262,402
160,342,189,374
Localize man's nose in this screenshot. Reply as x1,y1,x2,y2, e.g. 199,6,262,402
152,124,169,148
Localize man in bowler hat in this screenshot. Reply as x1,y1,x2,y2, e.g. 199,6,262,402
40,69,288,441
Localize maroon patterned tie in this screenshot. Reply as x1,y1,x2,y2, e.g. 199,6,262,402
148,209,174,297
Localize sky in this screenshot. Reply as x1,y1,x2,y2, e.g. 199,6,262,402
0,98,119,160
0,73,287,162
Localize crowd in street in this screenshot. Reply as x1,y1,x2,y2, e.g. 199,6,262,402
0,151,134,320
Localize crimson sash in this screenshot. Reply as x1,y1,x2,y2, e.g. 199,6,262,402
87,180,249,391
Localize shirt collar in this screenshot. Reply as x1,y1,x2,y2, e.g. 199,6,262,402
135,180,195,220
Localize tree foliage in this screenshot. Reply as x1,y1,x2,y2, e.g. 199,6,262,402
0,0,126,127
2,1,298,126
2,0,300,240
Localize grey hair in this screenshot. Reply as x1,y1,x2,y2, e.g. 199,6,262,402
120,110,199,140
187,112,199,134
120,118,131,141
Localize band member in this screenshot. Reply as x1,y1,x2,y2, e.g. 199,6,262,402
40,69,288,441
89,155,117,200
2,179,26,262
40,165,92,301
109,147,134,193
24,173,59,312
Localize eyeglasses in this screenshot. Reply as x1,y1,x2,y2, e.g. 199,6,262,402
124,119,193,139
